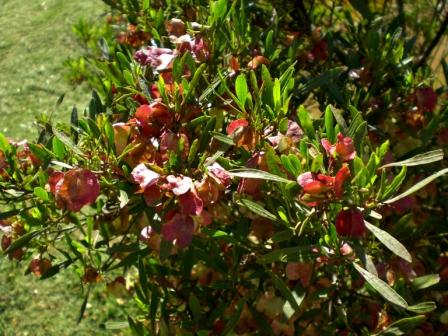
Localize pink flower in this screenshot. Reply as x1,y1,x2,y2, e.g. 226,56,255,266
54,169,100,212
321,133,356,162
335,209,366,238
161,213,195,248
165,175,193,195
131,163,159,190
207,162,231,188
179,190,204,216
134,46,175,70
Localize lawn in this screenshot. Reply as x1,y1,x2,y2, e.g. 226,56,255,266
0,1,134,334
0,0,103,140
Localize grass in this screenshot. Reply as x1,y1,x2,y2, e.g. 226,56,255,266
0,0,104,140
0,1,135,334
0,262,133,336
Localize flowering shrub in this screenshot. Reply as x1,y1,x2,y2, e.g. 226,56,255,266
3,0,448,334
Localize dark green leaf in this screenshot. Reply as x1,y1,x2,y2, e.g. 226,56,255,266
239,199,276,221
384,168,448,204
353,263,408,308
365,221,412,263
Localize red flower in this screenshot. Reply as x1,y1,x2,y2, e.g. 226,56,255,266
414,86,437,113
335,209,366,238
334,165,351,198
135,102,173,137
321,133,356,162
226,119,249,135
28,258,52,277
297,165,351,205
161,213,195,248
53,169,100,212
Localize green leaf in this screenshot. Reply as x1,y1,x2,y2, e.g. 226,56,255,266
229,168,292,183
381,166,406,200
4,229,44,254
189,293,201,322
52,127,84,156
52,136,66,160
380,149,444,169
375,316,425,336
352,263,408,308
28,143,52,161
0,132,10,152
411,274,440,290
183,63,206,104
324,105,335,142
211,132,234,145
297,67,344,98
270,273,300,311
77,287,91,324
283,290,306,319
406,301,437,314
221,298,245,335
273,78,281,110
118,190,129,209
384,168,448,204
259,247,314,264
123,69,134,85
297,105,314,138
235,73,248,110
33,187,49,201
239,199,276,221
364,221,412,263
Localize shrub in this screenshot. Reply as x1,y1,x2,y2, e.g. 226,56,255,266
2,0,448,334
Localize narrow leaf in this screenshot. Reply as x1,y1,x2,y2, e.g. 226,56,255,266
353,263,408,308
229,168,292,183
384,168,448,204
380,149,444,169
406,301,437,314
239,199,276,221
411,274,440,290
365,221,412,263
375,316,425,336
235,73,248,110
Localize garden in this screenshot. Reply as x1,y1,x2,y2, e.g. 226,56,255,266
1,0,448,335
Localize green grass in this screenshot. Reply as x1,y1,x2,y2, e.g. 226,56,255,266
0,0,104,140
0,1,136,334
0,262,133,336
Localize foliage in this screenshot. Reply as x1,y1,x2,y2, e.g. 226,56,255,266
2,0,448,335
